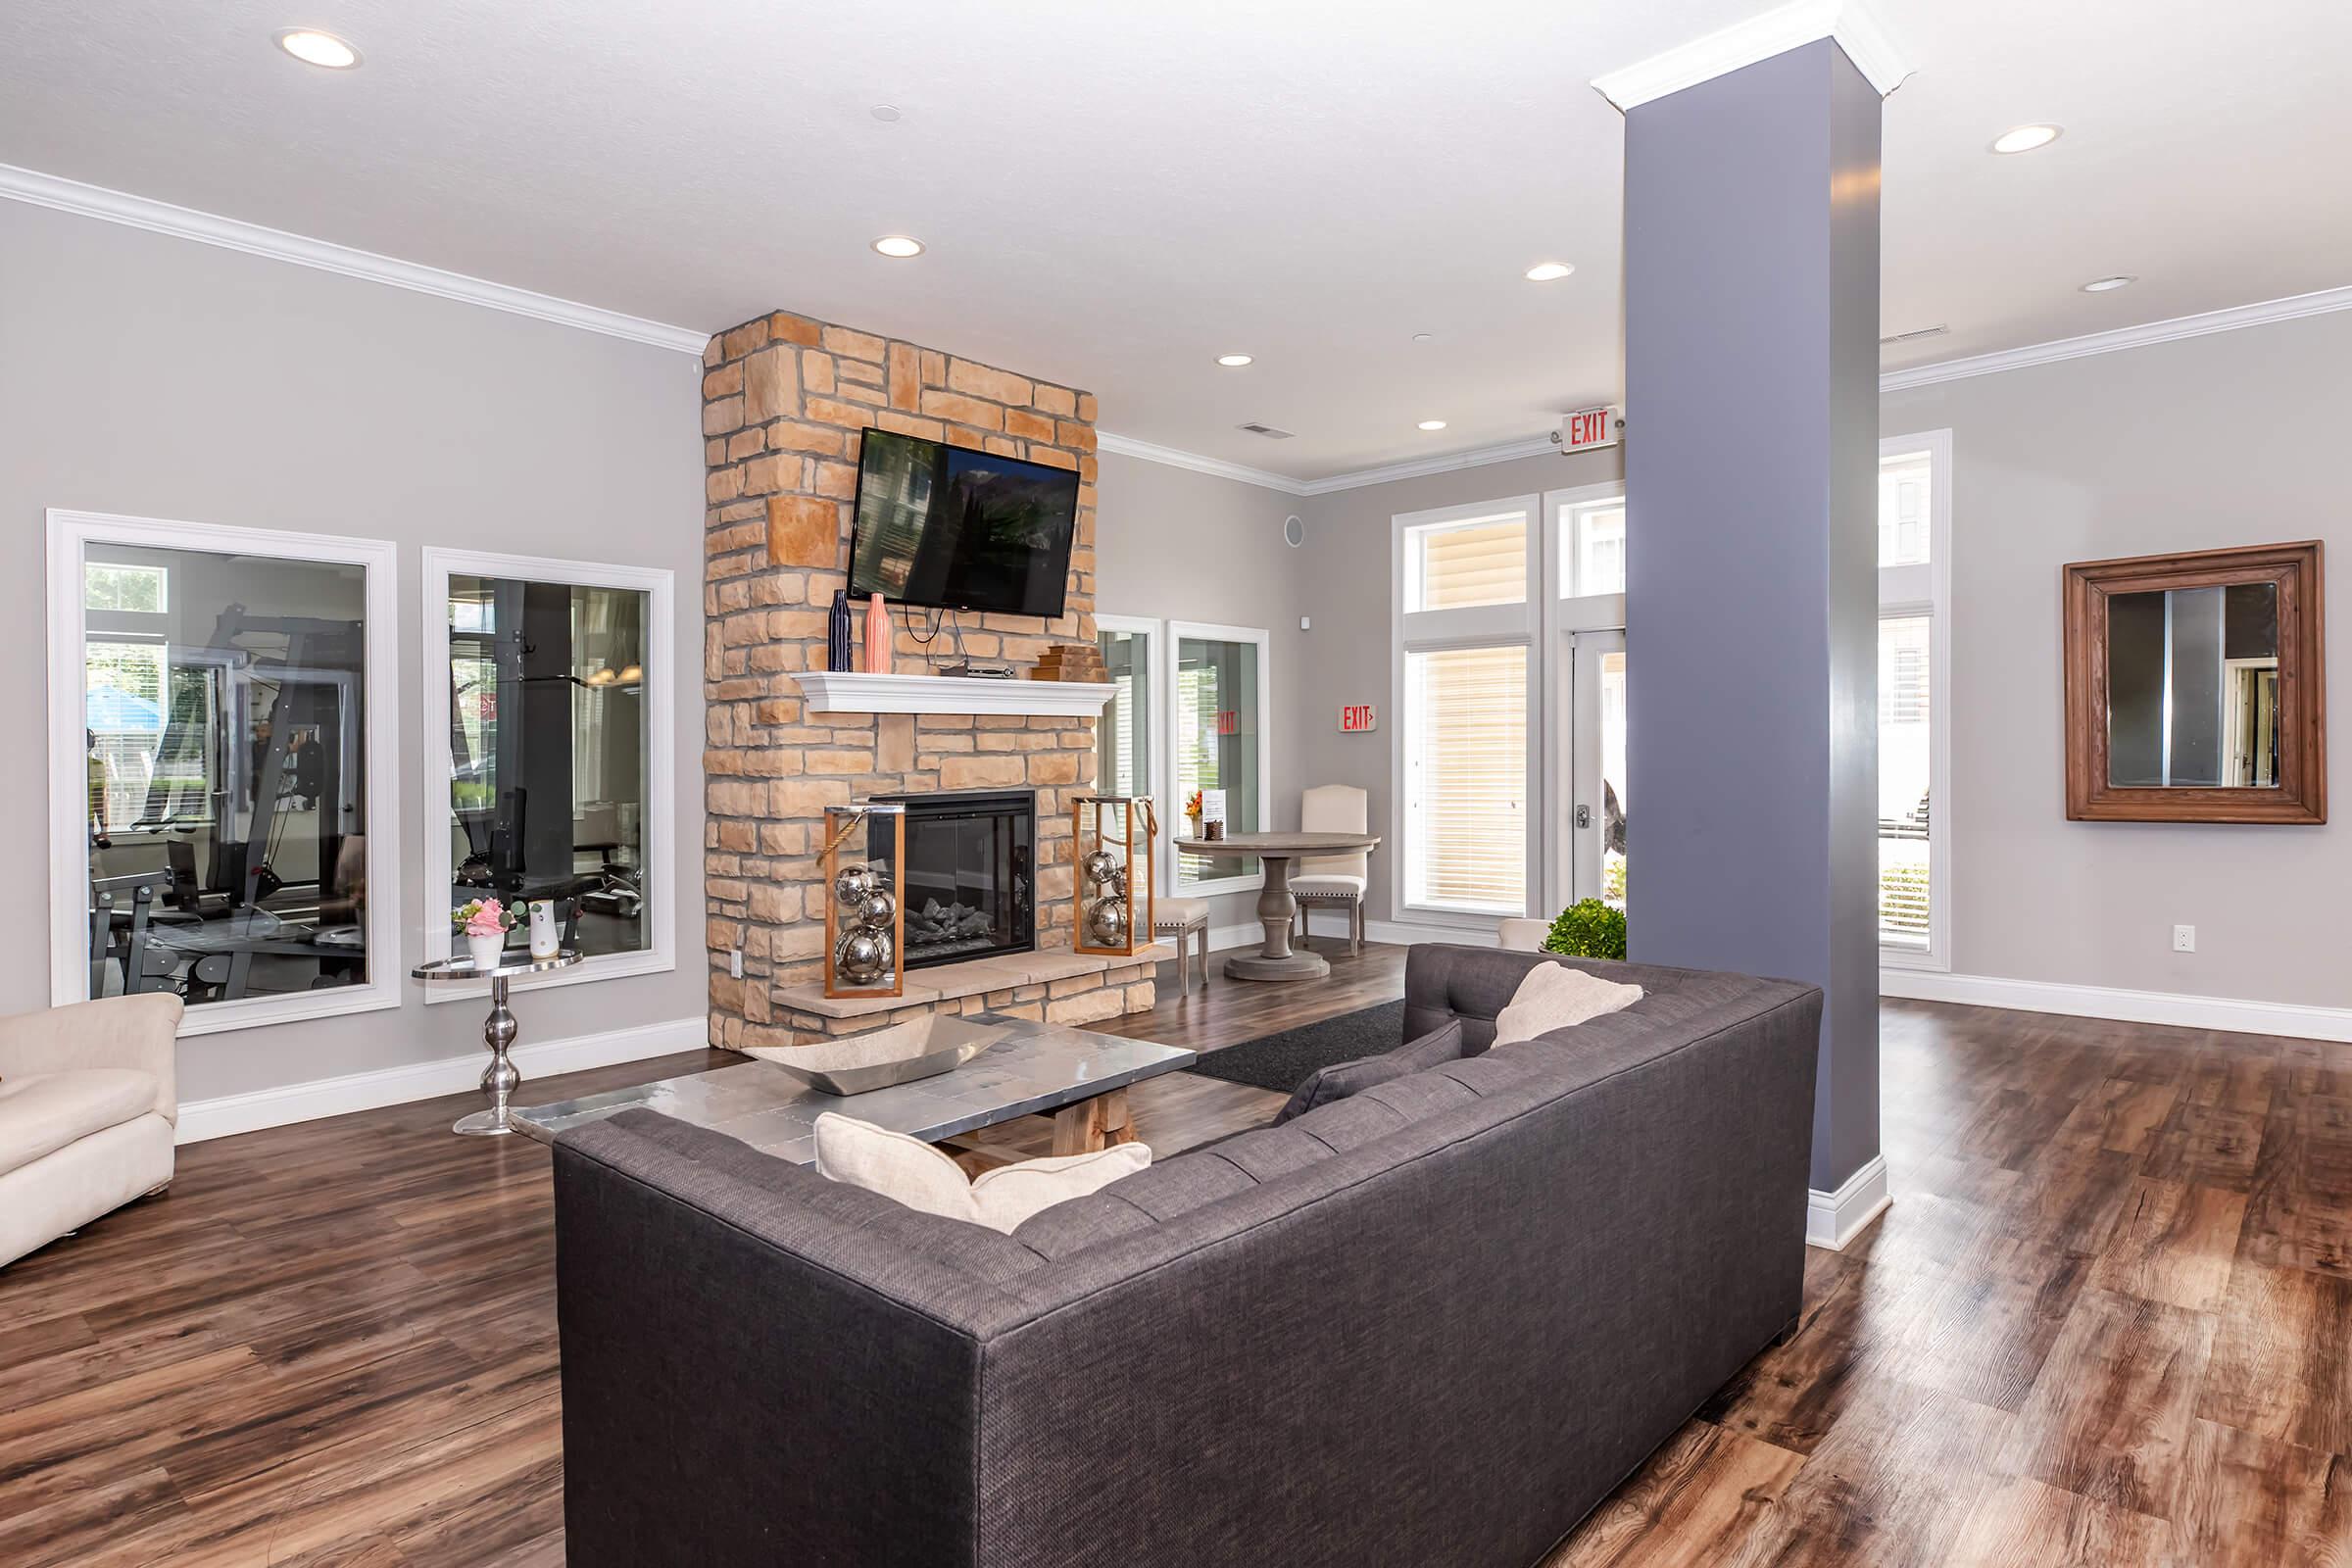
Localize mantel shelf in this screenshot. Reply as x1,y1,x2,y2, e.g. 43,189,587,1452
789,669,1117,718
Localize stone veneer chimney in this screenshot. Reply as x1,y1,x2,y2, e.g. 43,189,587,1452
699,309,1106,1051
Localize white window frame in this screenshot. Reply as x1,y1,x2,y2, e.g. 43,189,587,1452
1541,481,1629,916
45,509,403,1035
1391,495,1543,926
1167,619,1274,899
1094,613,1169,896
420,548,675,1002
1878,429,1953,972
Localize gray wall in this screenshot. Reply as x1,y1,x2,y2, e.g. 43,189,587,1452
1885,307,2352,1006
1093,451,1311,935
1,200,707,1103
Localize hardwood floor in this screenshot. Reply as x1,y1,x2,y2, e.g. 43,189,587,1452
3,944,2346,1566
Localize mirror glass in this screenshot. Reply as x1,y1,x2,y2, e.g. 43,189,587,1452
2106,583,2280,788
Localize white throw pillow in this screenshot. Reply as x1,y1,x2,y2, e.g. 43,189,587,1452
812,1112,1151,1234
1493,961,1643,1043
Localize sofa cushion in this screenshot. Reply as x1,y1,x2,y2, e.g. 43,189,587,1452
1493,961,1643,1044
1274,1017,1468,1125
812,1112,1151,1234
0,1069,161,1179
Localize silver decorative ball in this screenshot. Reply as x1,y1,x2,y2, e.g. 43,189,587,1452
1081,849,1119,888
1085,895,1129,948
835,928,892,985
833,863,881,907
856,889,897,928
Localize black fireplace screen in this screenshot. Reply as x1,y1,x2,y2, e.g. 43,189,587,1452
882,790,1035,969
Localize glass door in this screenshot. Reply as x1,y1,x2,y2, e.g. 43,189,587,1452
1558,629,1628,907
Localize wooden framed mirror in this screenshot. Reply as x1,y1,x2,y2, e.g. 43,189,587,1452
2064,540,2325,823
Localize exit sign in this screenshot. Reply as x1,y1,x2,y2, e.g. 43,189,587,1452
1562,406,1621,452
1339,704,1378,733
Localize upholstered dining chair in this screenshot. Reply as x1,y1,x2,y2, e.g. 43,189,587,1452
1151,897,1212,993
1293,784,1369,956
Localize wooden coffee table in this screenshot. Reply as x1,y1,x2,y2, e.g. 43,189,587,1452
1174,830,1382,982
507,1013,1195,1167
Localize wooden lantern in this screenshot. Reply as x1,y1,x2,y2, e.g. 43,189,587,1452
821,801,906,1001
1071,795,1156,958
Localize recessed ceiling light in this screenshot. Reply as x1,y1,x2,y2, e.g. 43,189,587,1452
1990,123,2062,155
1417,419,1448,431
870,235,924,259
870,105,903,122
2081,274,2136,292
1215,354,1253,368
1524,262,1574,282
274,28,362,69
1410,332,1435,344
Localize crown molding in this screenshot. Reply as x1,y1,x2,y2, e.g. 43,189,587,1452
1296,435,1561,496
0,162,711,356
1096,431,1312,495
1592,0,1913,111
1880,283,2352,392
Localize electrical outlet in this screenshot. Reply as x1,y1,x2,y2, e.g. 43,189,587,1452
2172,925,2196,954
729,948,745,978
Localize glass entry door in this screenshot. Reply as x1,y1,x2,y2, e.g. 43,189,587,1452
1557,629,1627,907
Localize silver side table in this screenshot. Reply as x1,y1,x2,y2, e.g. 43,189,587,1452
411,949,583,1136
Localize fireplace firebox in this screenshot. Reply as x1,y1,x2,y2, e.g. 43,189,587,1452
879,790,1036,970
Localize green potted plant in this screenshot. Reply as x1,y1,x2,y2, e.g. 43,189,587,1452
1543,898,1628,961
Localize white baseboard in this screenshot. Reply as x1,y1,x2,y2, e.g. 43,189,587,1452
1807,1155,1890,1250
1365,918,1496,948
175,1014,709,1145
1880,968,2352,1043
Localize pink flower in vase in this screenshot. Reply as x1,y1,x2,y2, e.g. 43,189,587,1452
464,899,509,938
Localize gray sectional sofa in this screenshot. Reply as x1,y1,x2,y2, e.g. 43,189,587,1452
552,944,1821,1567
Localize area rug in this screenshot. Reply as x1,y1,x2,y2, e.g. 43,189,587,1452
1183,999,1408,1094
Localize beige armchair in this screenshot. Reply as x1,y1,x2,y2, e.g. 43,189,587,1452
0,993,182,1267
1293,784,1370,956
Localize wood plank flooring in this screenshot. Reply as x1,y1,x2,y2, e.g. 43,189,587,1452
3,944,2347,1566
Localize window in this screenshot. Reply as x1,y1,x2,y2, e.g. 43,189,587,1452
1559,497,1627,598
1403,644,1529,912
1096,619,1155,801
1169,622,1270,894
424,550,674,990
1404,511,1527,612
49,511,400,1034
1393,496,1541,924
83,562,169,613
1877,433,1951,966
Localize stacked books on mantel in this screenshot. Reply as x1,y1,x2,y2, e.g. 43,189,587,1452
1027,643,1108,683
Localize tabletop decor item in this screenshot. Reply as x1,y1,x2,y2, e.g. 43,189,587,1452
827,588,854,672
748,1013,1014,1096
1183,788,1203,838
453,898,514,969
863,591,891,675
1072,795,1156,958
823,799,906,1001
1027,643,1108,682
527,899,561,958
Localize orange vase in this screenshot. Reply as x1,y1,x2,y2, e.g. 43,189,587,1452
864,592,890,675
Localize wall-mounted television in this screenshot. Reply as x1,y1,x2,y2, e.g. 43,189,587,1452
848,429,1081,618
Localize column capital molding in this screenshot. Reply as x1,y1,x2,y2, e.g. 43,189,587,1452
1592,0,1912,112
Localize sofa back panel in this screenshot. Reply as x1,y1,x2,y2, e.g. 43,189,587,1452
564,1111,1048,1295
1280,1091,1409,1155
973,982,1821,1568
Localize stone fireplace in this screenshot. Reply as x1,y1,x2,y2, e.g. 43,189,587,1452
699,308,1155,1049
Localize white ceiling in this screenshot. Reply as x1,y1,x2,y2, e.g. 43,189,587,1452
5,0,2348,481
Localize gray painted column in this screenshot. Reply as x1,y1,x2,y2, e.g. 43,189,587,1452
1621,38,1884,1197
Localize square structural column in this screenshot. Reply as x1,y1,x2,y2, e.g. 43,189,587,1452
1602,19,1904,1244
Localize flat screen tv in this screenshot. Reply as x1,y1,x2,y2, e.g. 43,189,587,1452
848,429,1081,618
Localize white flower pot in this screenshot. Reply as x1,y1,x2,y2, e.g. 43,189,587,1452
466,931,506,971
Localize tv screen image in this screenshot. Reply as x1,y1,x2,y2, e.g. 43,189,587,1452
848,429,1081,618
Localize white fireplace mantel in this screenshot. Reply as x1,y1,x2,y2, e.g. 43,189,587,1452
789,669,1117,718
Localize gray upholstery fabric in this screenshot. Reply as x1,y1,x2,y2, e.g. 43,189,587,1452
1273,1015,1468,1124
552,945,1822,1568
